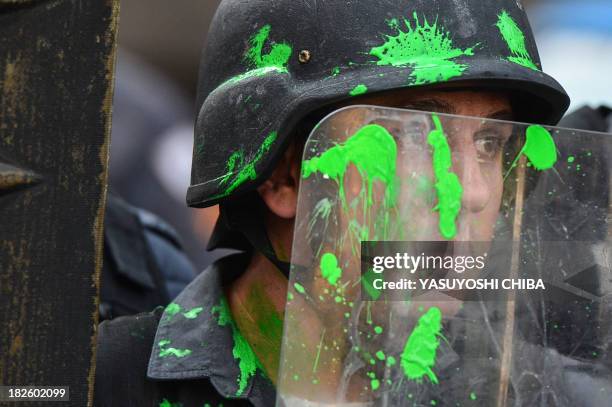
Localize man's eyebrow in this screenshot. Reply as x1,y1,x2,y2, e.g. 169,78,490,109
402,99,455,115
488,109,514,121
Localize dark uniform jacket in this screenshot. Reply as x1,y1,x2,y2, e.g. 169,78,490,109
94,253,276,407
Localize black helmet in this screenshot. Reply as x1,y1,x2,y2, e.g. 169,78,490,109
188,0,569,208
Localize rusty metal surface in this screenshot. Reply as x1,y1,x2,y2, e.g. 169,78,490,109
0,0,118,405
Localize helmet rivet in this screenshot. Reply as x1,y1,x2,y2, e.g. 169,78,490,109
298,50,311,64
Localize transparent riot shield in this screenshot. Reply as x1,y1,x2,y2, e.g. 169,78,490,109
277,107,612,406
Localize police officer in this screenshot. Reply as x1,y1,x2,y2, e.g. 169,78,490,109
94,1,571,406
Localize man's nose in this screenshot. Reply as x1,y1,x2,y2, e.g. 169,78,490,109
457,155,491,213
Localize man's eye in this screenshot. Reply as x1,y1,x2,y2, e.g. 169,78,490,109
474,135,503,161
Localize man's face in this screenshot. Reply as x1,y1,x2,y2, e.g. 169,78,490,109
333,87,514,243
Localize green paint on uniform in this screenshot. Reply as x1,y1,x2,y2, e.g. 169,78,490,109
219,132,278,196
294,283,306,295
371,379,381,390
302,124,398,209
320,253,343,286
165,303,181,319
183,307,204,319
349,84,368,96
401,307,443,384
158,340,192,358
212,298,259,396
159,399,183,407
331,66,341,76
470,392,477,400
496,10,539,71
428,115,463,240
370,12,477,85
246,25,292,70
376,350,386,360
374,326,383,334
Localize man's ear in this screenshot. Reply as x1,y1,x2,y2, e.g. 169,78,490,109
257,142,301,219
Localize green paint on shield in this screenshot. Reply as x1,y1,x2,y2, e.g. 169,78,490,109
496,10,539,71
470,392,477,400
246,25,292,70
522,125,557,170
428,115,463,240
320,253,342,286
219,132,278,196
567,156,575,163
370,12,477,85
371,378,381,390
165,303,181,319
183,307,204,319
302,124,398,209
349,84,368,96
401,306,443,384
212,297,260,396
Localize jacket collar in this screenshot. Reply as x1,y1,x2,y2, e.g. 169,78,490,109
147,253,275,403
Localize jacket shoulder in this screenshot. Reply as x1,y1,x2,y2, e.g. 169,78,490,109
94,307,164,407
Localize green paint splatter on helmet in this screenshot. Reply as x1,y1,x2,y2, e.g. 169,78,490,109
401,306,443,384
370,12,477,85
349,84,368,96
302,124,398,209
320,253,343,286
218,131,278,196
182,306,204,319
428,115,463,240
246,25,292,70
496,10,539,71
212,297,260,396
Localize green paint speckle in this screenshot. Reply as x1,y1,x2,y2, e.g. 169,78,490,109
496,10,539,70
428,115,463,240
349,84,368,96
386,356,397,366
159,399,183,407
183,307,204,319
370,12,477,85
158,340,192,358
374,326,383,334
470,392,477,400
371,379,380,390
212,298,259,396
401,307,443,384
165,303,181,319
218,131,278,196
331,66,341,76
320,253,342,286
376,350,386,360
567,156,575,163
246,25,292,70
302,124,398,209
294,283,306,295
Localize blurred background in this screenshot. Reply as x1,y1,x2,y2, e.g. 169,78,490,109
109,0,612,272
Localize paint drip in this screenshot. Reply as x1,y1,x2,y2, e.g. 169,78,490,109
212,297,259,396
218,131,278,196
505,125,557,179
370,12,477,85
496,10,539,71
400,306,443,384
302,124,398,209
320,253,343,286
428,115,463,240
